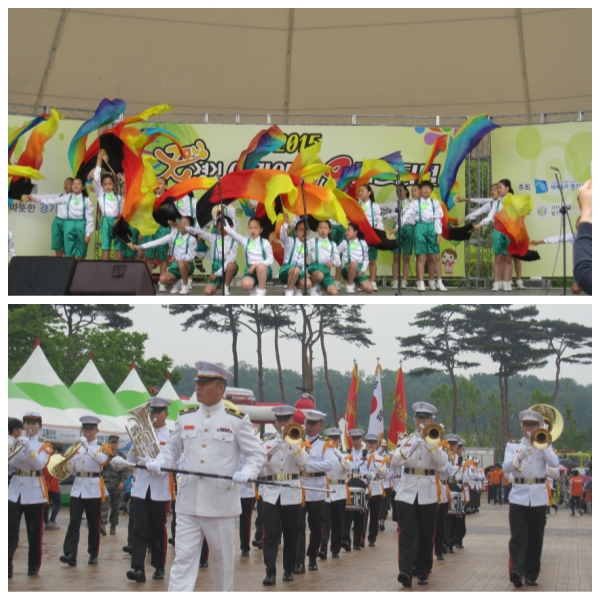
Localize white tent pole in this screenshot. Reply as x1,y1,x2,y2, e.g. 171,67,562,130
516,8,532,123
283,8,295,123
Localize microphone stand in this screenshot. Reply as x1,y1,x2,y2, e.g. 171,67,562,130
395,171,403,296
301,179,309,296
552,168,573,296
217,178,225,297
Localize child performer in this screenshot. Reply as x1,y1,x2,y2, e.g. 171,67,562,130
357,184,383,291
403,181,447,292
24,177,94,259
134,216,196,295
8,230,16,259
93,150,125,260
50,177,73,257
172,215,239,296
279,216,313,296
307,220,340,296
224,217,273,296
141,177,171,287
337,223,374,294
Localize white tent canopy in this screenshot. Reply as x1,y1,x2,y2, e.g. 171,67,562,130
8,8,591,120
115,366,150,411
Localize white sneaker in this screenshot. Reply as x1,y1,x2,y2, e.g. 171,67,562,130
503,281,512,292
250,288,257,296
294,288,303,296
400,280,408,289
491,282,502,292
188,280,193,290
436,280,448,292
170,280,182,294
255,288,267,296
179,284,190,295
416,281,426,292
429,281,437,291
372,282,378,292
334,281,341,290
391,280,399,289
516,279,526,290
284,289,294,297
346,284,356,294
224,285,231,296
158,283,167,293
309,286,319,296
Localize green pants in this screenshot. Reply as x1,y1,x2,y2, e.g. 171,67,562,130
101,488,123,526
493,228,510,256
243,265,273,283
210,259,238,288
63,219,88,258
100,216,127,251
167,260,195,280
122,227,140,259
308,263,335,288
279,263,305,284
341,264,368,284
51,217,65,251
414,221,439,256
368,246,378,261
393,224,415,255
142,226,170,260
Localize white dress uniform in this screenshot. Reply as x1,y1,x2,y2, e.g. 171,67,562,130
300,435,335,502
31,193,95,237
141,228,197,263
93,167,123,217
337,239,370,271
129,424,171,502
327,448,352,502
154,401,263,592
70,440,110,499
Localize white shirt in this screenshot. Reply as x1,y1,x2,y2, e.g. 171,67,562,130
543,233,575,244
299,435,335,502
129,424,172,502
70,439,110,499
391,432,447,505
360,200,383,229
380,199,417,227
93,167,123,218
224,225,274,267
33,193,95,236
186,227,238,274
478,197,506,227
280,226,308,267
503,439,559,507
142,228,197,262
156,401,264,518
404,197,443,234
307,237,341,267
338,239,369,272
8,435,52,504
8,230,16,258
175,194,197,220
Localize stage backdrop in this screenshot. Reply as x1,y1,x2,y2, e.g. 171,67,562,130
491,121,591,277
8,118,470,275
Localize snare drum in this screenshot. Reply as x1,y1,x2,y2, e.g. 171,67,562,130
346,478,368,512
449,491,464,515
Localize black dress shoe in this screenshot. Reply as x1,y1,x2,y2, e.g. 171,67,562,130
436,554,444,561
525,578,538,586
379,519,385,531
417,576,429,585
168,538,175,547
126,569,146,583
308,561,318,571
352,544,362,551
341,542,351,552
398,572,412,588
368,541,376,547
455,544,464,549
510,571,523,588
199,561,209,569
27,569,39,576
331,553,339,558
442,547,448,554
122,546,132,554
283,572,294,582
252,540,262,548
88,555,98,565
447,547,455,554
241,550,250,557
262,574,276,586
293,564,305,574
153,568,165,580
60,554,77,567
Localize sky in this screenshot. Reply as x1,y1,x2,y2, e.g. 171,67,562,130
128,303,592,385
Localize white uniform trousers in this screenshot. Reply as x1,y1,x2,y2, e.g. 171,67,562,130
169,513,235,591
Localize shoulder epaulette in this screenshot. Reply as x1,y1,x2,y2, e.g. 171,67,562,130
179,406,200,415
319,435,327,441
225,405,245,419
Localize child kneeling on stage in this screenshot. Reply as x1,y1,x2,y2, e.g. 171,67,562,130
172,215,239,296
224,217,273,296
134,216,196,295
337,223,373,294
307,220,340,296
279,215,313,296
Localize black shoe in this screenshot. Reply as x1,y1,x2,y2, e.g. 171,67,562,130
197,263,206,273
122,546,132,554
579,510,585,516
127,569,146,583
455,544,464,549
510,571,523,588
293,564,305,575
341,542,351,552
199,561,209,569
398,572,412,588
168,538,175,547
436,554,444,561
88,555,98,565
525,578,538,586
360,542,365,548
241,550,250,557
153,568,165,580
308,561,318,571
417,576,429,585
352,544,362,551
331,553,339,558
447,547,455,554
368,541,376,547
283,572,294,582
27,569,39,576
379,519,385,531
60,554,77,567
252,540,261,548
317,550,327,560
441,546,448,555
262,574,276,586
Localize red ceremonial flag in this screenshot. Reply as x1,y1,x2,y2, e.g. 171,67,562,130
34,337,40,348
343,363,360,450
387,362,408,451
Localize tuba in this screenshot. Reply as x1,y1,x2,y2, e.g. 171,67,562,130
47,441,83,481
126,403,161,459
529,404,563,450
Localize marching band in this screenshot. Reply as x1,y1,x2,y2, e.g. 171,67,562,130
7,362,564,591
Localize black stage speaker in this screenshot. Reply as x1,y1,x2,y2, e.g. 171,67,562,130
69,261,156,296
8,256,78,295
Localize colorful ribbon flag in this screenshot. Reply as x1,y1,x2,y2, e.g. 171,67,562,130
343,363,360,451
387,363,408,451
494,193,534,257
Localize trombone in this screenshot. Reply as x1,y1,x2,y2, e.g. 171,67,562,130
265,423,305,457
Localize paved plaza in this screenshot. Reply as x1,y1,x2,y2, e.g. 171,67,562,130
9,500,591,592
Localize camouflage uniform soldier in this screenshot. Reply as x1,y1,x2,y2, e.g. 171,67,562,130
101,435,128,535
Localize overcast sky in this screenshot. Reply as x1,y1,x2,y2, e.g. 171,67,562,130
128,303,591,385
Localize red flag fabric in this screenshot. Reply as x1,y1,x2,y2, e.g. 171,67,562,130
34,337,40,348
344,364,360,450
387,365,408,451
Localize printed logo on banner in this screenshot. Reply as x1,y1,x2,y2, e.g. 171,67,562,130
154,139,224,183
535,179,549,194
536,206,548,217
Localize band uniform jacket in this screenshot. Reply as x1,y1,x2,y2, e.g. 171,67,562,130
365,450,388,497
391,433,447,505
261,432,309,506
156,402,264,517
299,435,335,502
8,435,52,504
503,440,559,507
327,448,352,502
437,458,456,504
129,424,172,501
70,440,110,499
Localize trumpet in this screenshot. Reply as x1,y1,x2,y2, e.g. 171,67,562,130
47,441,83,481
265,424,305,457
126,403,161,459
422,423,445,447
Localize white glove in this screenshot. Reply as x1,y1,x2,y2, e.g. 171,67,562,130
17,436,31,451
146,459,162,477
78,436,89,450
137,455,151,467
232,471,250,484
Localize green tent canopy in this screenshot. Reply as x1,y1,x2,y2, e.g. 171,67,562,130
115,366,150,411
156,378,186,421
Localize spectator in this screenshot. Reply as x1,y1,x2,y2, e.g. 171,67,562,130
42,456,62,530
569,469,585,516
573,180,591,295
491,464,504,505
